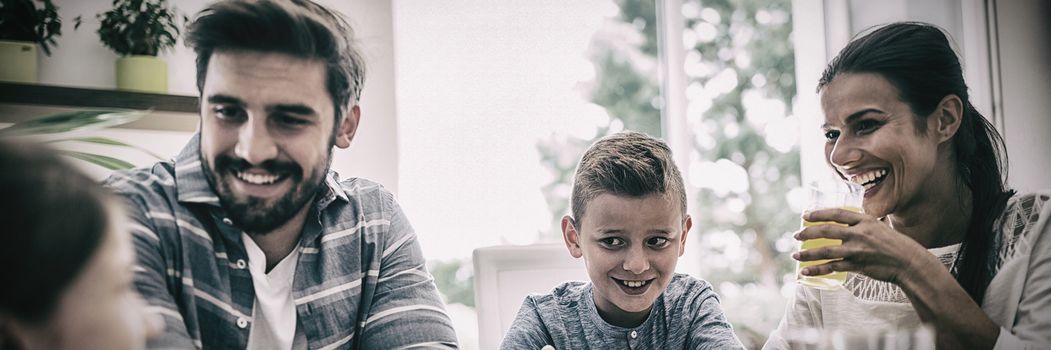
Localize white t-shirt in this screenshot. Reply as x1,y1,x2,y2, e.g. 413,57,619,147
242,233,307,350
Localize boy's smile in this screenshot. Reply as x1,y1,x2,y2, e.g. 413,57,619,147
563,192,692,328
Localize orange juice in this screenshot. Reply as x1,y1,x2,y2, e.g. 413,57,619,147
796,207,861,289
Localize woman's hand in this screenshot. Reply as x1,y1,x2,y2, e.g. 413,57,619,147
793,208,1001,349
792,208,939,285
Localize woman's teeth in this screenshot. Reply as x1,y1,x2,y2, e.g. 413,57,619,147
851,169,888,189
236,172,280,185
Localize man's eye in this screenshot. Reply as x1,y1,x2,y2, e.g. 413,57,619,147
213,106,244,120
276,115,309,126
646,237,669,248
823,129,840,141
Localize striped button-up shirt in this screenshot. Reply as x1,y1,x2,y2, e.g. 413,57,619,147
104,134,458,349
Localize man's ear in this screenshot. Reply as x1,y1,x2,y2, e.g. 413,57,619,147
334,105,361,149
930,94,963,144
561,215,583,258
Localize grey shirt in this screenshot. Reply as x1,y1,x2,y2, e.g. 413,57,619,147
501,273,744,350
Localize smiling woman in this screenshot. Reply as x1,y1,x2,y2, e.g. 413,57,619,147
765,22,1051,350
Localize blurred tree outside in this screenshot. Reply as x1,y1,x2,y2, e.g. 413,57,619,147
537,0,662,237
429,259,475,307
425,1,801,349
680,0,799,347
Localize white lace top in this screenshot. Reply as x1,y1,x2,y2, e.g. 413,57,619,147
763,192,1051,350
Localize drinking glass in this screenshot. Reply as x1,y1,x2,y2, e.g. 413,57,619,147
796,180,864,289
786,325,936,350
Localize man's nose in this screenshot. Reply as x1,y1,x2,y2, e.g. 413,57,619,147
234,118,277,165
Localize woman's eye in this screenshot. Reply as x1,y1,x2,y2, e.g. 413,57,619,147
647,237,669,248
855,120,880,134
823,129,840,141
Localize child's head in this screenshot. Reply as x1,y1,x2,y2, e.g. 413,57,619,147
0,141,159,349
562,131,691,328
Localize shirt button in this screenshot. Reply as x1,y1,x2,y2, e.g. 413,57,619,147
630,330,637,339
236,317,249,329
235,259,247,269
222,217,233,225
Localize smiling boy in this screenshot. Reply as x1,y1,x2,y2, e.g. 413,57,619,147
500,131,743,349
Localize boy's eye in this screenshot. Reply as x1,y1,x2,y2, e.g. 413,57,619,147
646,237,669,248
599,237,625,247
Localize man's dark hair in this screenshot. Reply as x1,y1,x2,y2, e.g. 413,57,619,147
185,0,366,121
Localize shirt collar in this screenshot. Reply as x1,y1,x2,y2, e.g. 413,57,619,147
174,132,349,209
174,133,221,205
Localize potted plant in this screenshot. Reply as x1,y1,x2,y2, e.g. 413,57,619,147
0,109,161,170
0,0,61,83
76,0,185,93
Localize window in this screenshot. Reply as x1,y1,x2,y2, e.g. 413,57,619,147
394,0,799,348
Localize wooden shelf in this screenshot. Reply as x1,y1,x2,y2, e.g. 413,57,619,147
0,82,198,113
0,82,199,132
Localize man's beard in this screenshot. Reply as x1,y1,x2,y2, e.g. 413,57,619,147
202,153,329,234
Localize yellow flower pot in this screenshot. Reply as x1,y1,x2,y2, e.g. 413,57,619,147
0,40,39,84
116,55,168,93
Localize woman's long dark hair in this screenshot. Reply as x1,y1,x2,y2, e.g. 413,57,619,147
0,141,111,323
817,22,1015,304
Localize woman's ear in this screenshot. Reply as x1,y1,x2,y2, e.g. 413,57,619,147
931,94,964,143
561,215,584,258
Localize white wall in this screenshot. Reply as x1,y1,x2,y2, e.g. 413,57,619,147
994,0,1051,193
40,0,399,193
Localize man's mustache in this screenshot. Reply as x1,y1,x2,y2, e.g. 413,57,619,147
214,155,303,179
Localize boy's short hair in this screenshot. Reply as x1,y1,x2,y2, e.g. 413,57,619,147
570,131,687,226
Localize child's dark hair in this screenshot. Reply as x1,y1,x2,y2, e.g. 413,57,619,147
0,141,114,323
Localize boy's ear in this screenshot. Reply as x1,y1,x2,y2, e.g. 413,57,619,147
562,215,583,258
679,215,692,257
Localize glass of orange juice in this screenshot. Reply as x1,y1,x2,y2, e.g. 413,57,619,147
797,180,864,289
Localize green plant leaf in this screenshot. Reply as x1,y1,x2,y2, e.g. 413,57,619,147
47,136,165,160
0,110,147,136
62,150,136,170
